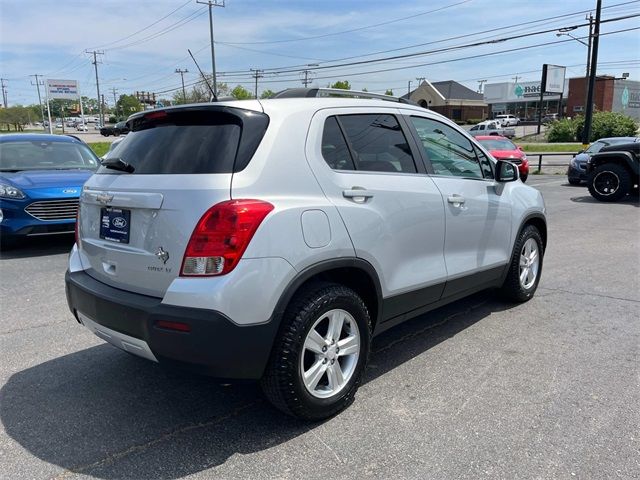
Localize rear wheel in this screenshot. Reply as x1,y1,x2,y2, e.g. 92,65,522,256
500,225,543,302
588,163,631,202
261,282,371,420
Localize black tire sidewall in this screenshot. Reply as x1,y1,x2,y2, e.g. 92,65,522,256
588,163,631,202
293,289,371,414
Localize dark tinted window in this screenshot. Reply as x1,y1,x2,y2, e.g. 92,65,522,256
339,114,417,173
0,140,99,171
321,117,355,170
101,109,268,174
474,146,495,179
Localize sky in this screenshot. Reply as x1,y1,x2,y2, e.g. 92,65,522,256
0,0,639,106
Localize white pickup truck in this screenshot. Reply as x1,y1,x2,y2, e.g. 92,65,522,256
468,120,516,139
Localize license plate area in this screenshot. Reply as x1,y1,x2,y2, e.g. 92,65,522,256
100,207,131,244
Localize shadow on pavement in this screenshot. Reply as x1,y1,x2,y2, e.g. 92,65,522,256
570,195,639,206
1,291,509,479
0,234,74,260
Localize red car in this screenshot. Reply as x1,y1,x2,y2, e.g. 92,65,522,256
476,135,529,182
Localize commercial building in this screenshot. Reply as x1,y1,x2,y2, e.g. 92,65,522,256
404,80,488,122
483,79,570,121
566,76,640,120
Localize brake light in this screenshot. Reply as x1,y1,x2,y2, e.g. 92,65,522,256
145,110,167,120
181,199,274,276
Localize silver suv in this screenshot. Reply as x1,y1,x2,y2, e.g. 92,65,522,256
66,89,546,420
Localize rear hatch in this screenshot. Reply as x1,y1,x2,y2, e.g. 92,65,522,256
78,104,269,297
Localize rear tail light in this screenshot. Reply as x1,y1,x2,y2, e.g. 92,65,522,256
181,199,274,277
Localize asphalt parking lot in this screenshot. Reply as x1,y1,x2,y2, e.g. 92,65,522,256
0,176,638,480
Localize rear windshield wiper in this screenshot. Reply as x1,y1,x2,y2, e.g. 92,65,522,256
101,157,135,173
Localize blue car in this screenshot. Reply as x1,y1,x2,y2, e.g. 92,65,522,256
0,134,99,248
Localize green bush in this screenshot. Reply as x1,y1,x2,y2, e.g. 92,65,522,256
546,118,576,142
108,115,117,124
548,111,638,142
467,118,484,124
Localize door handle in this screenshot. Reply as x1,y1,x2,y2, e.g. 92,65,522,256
447,194,466,207
343,188,374,203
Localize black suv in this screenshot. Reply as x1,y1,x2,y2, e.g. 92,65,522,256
586,142,640,202
100,121,129,137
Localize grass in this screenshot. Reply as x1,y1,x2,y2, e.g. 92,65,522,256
88,142,110,157
519,143,581,153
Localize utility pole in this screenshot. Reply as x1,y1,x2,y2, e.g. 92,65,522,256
407,80,412,97
196,0,225,99
110,87,118,118
477,79,487,93
0,78,7,108
30,75,46,128
175,68,189,103
86,50,104,126
301,64,318,87
250,69,263,98
582,0,602,148
584,12,594,115
512,75,520,85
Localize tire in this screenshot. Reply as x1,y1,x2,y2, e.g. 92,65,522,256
520,173,528,183
568,178,581,185
261,282,372,420
587,163,631,202
500,225,543,303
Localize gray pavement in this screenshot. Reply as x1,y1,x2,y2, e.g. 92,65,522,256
0,176,638,479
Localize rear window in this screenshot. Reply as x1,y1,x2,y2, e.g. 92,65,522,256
101,108,268,174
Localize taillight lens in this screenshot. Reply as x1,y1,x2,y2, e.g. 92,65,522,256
181,199,274,276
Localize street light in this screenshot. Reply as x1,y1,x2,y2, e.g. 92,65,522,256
557,25,593,117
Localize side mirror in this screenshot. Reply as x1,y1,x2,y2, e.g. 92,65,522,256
495,160,519,182
517,145,524,151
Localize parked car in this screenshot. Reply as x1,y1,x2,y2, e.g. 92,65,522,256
0,134,100,248
475,136,530,182
469,120,516,139
66,90,546,420
76,124,89,132
55,123,63,129
541,113,559,124
586,141,640,202
495,114,520,127
567,137,639,185
101,137,123,159
100,121,129,137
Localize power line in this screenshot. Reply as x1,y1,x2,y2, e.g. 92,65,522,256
250,69,264,98
87,0,193,50
220,0,473,45
86,50,105,126
175,68,189,102
30,74,46,127
197,0,225,99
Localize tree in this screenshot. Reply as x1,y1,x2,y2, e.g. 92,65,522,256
260,89,276,99
231,85,252,100
330,80,351,90
116,94,142,120
173,76,229,104
385,89,394,96
81,96,99,114
0,106,30,131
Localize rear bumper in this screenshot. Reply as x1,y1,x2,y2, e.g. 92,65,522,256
65,270,279,380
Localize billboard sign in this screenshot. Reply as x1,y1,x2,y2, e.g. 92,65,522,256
542,64,566,94
47,79,79,100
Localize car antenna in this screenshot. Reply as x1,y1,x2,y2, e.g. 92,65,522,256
188,49,216,101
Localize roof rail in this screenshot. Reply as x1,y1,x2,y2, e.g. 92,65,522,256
273,88,421,106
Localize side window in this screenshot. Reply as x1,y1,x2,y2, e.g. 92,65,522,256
470,125,478,131
474,146,494,179
478,124,485,131
321,116,355,170
410,116,484,179
338,114,417,173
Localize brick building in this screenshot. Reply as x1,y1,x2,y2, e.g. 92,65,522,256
567,76,640,120
403,80,488,122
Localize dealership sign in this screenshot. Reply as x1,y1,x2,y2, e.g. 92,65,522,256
542,64,566,94
46,79,79,100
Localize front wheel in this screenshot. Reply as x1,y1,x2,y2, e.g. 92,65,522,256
520,173,528,183
500,225,543,302
588,163,631,202
261,282,371,420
